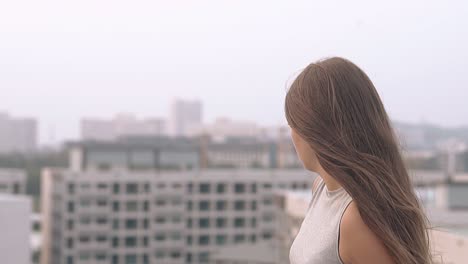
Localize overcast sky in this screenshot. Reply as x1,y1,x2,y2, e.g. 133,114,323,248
0,0,467,145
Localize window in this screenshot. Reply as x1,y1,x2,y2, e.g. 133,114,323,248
155,199,166,206
68,183,75,194
142,237,149,247
263,213,274,222
234,183,245,193
216,235,227,245
171,232,182,240
155,233,166,241
97,183,107,190
142,219,149,229
97,199,107,207
143,201,149,211
199,183,210,193
113,183,120,194
262,231,273,239
112,255,119,264
187,235,192,245
216,218,227,228
67,201,74,213
113,219,119,229
263,183,272,189
234,234,245,243
67,220,74,230
125,255,137,264
251,201,257,210
113,201,120,212
187,183,193,193
80,217,90,225
112,237,119,247
96,217,107,225
126,183,138,194
199,252,209,262
263,198,273,206
251,218,257,227
250,234,257,242
234,218,245,228
96,235,107,243
95,253,106,261
199,218,210,228
187,218,192,228
156,216,166,224
251,183,257,193
79,235,90,243
125,236,137,247
199,200,210,211
155,251,165,259
187,201,193,211
198,235,210,245
67,238,73,249
125,219,138,229
216,200,227,211
144,183,150,192
171,251,181,259
126,201,138,212
80,199,91,207
234,200,245,211
216,183,226,194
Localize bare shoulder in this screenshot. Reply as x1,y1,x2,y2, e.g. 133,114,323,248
339,201,395,264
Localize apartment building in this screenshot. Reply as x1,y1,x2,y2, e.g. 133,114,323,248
41,169,312,264
0,168,27,194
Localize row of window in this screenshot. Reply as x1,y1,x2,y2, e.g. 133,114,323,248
68,181,309,195
67,198,273,213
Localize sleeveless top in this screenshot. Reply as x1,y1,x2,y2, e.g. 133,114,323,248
289,177,353,264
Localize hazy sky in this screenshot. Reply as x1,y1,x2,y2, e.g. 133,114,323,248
0,0,467,145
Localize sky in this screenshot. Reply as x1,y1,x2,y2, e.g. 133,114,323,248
0,0,467,145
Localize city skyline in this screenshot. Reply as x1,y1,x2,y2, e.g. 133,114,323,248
1,1,467,145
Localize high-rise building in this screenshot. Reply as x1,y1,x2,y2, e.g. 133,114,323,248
0,168,27,195
40,169,312,264
170,99,202,137
0,194,31,264
0,112,37,154
81,113,167,141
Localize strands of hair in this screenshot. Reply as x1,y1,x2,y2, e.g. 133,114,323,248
285,57,433,264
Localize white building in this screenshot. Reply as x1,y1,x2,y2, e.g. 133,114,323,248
0,194,31,264
40,169,312,264
0,112,37,154
0,168,27,194
81,113,167,141
170,99,203,137
191,117,262,141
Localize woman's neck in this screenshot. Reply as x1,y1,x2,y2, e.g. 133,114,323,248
316,166,342,191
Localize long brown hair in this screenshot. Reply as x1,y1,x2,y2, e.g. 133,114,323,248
285,57,432,264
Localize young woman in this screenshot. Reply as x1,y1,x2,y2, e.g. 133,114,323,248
286,57,432,264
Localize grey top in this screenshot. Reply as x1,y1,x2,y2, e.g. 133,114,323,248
289,177,353,264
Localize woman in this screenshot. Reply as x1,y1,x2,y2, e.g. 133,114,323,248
286,57,432,264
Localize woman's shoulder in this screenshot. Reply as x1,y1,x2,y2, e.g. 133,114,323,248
339,202,395,264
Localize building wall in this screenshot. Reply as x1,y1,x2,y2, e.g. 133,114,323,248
0,194,31,264
0,168,27,194
41,169,312,264
0,112,37,154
